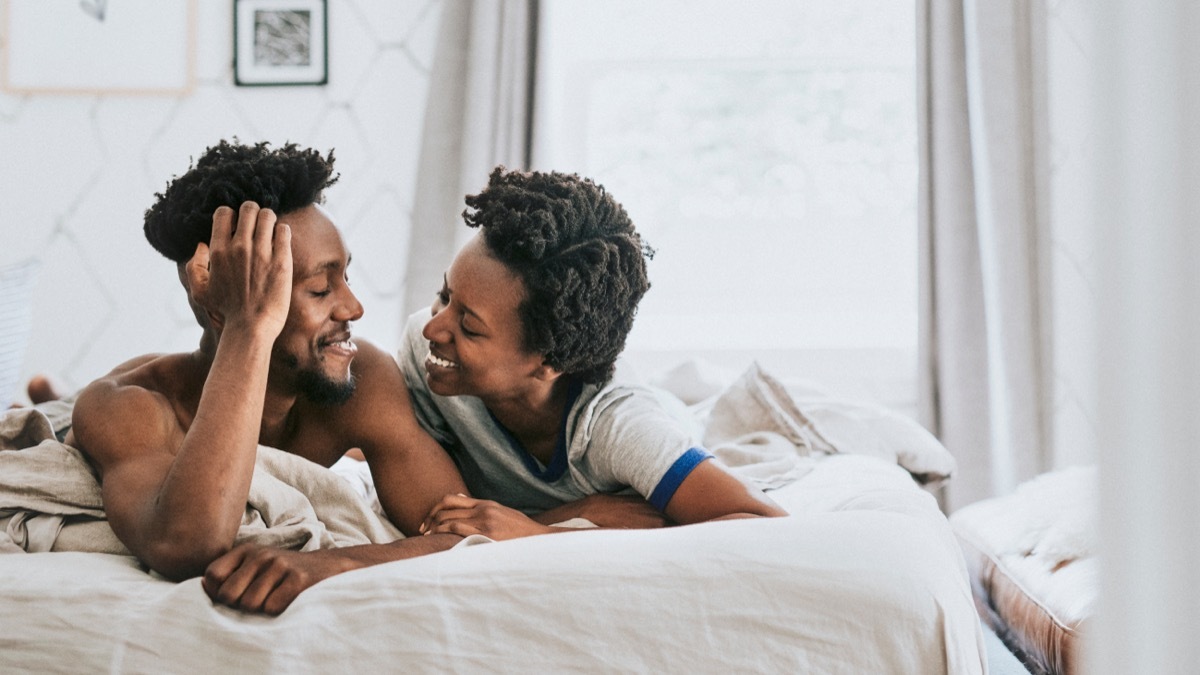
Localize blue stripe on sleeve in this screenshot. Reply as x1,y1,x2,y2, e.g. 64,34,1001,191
648,447,713,512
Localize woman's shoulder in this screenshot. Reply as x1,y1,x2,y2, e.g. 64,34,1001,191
575,378,687,430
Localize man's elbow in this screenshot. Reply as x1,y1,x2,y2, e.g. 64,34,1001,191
140,536,232,581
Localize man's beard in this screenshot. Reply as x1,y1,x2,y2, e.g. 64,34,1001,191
280,352,356,406
296,368,356,406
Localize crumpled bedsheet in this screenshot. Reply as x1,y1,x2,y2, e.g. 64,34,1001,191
0,406,402,556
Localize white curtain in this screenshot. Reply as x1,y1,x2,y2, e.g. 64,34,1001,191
402,0,538,320
1089,4,1200,672
917,0,1052,511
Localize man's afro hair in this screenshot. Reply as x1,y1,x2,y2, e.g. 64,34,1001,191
144,140,338,263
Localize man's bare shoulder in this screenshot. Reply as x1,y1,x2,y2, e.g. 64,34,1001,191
70,353,202,469
325,338,417,435
350,338,406,389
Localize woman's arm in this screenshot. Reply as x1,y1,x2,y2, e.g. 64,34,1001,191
660,458,787,524
530,493,670,529
421,492,670,540
421,458,785,540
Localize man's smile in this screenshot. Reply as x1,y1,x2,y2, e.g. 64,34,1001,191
318,333,357,359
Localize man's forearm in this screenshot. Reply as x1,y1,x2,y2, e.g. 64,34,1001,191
153,330,274,542
340,533,465,567
204,534,466,614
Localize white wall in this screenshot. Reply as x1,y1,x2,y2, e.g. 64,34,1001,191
0,0,442,399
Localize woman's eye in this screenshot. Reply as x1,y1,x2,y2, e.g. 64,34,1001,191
312,288,332,298
461,323,479,337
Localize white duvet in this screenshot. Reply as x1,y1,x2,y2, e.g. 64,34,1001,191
0,363,985,674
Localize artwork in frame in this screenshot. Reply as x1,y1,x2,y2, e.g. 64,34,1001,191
234,0,328,86
1,0,196,95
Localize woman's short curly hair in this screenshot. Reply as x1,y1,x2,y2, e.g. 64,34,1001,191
463,166,654,384
144,140,338,263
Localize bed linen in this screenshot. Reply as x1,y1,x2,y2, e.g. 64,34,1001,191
0,363,985,674
0,405,401,555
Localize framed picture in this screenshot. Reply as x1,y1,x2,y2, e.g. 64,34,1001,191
234,0,327,86
1,0,196,95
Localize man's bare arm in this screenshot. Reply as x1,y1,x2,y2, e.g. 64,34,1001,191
72,203,292,580
203,534,464,615
346,342,470,535
197,343,469,614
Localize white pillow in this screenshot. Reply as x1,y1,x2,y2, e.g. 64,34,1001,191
0,259,39,409
698,361,956,486
791,393,957,486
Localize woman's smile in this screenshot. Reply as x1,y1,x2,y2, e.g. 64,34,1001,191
426,350,459,370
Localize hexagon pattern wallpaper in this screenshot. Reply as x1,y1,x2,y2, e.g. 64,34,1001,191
0,0,441,395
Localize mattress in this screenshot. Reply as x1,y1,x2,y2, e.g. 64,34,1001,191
0,454,985,674
950,467,1097,675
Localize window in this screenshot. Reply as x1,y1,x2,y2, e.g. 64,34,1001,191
534,0,917,409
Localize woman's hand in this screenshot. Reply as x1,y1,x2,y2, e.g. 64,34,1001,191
421,494,555,541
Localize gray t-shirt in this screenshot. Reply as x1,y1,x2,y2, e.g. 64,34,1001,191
398,311,710,514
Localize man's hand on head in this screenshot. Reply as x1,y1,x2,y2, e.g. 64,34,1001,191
188,202,293,340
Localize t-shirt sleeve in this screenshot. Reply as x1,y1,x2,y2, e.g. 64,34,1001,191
396,311,456,448
577,386,712,511
645,447,713,511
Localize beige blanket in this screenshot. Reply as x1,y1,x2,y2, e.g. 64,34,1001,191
0,406,402,556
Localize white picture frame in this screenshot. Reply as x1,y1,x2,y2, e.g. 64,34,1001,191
1,0,196,96
234,0,328,86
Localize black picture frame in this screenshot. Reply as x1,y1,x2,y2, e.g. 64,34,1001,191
234,0,328,86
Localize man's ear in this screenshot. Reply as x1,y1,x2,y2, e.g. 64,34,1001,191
535,362,563,383
183,244,223,332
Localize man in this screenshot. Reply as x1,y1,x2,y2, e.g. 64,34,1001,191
68,140,467,614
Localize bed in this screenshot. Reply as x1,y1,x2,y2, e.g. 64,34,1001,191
951,466,1097,675
0,361,986,674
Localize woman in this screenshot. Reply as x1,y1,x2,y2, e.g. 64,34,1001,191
403,167,786,541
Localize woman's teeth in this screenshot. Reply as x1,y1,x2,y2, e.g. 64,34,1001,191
427,353,458,368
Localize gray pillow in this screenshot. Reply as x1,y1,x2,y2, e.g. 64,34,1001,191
0,259,40,409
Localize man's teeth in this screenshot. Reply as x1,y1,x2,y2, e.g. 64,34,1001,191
324,340,353,349
427,353,458,368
